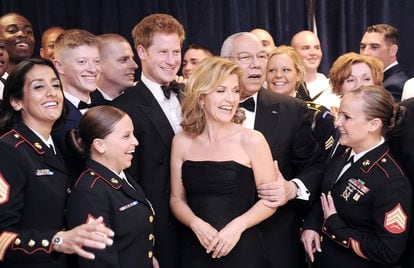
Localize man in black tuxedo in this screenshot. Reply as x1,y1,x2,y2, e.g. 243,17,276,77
360,24,408,101
221,32,325,268
111,14,184,268
52,29,106,182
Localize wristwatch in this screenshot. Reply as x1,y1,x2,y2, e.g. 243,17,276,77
52,236,63,250
291,181,301,198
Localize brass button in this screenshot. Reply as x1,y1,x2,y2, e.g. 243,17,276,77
381,158,387,163
14,238,21,246
149,234,154,241
28,239,36,247
148,251,153,258
110,178,119,184
90,172,95,176
41,239,50,247
320,236,323,242
342,240,347,245
34,142,42,150
14,134,19,138
323,226,326,231
331,235,336,239
362,160,370,166
149,215,154,223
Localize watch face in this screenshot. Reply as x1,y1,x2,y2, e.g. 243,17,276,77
52,237,62,245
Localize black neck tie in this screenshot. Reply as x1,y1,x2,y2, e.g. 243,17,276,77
239,97,255,112
161,81,180,99
78,101,93,109
0,77,6,85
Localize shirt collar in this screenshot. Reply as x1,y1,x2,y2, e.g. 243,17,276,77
64,91,91,108
141,73,166,102
384,61,398,72
350,136,385,162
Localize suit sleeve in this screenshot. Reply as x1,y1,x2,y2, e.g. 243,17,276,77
0,144,59,263
322,176,411,265
67,181,119,268
291,101,326,198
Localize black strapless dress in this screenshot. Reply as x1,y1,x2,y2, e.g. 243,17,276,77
180,160,266,268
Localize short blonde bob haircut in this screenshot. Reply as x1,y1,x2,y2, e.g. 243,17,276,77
267,45,306,93
181,56,244,134
329,52,383,96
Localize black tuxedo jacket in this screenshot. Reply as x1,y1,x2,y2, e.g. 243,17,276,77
111,81,180,268
384,64,408,101
255,88,325,268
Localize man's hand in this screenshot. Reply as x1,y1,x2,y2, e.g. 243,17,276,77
257,161,297,208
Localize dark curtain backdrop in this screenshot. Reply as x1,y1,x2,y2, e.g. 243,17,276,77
0,0,309,65
1,0,413,77
316,0,414,77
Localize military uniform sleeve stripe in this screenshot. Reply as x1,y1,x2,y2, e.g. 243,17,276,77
350,237,368,260
0,172,10,204
0,232,18,261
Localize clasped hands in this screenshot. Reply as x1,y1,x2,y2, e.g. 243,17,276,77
191,217,245,259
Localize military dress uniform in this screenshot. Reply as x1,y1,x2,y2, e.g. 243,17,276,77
67,159,155,268
0,123,69,268
304,143,411,268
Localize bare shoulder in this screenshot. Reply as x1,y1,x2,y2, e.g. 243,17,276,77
172,131,195,148
240,127,267,147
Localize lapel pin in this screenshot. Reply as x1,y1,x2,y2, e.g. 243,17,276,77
362,160,370,166
110,178,119,184
34,142,42,150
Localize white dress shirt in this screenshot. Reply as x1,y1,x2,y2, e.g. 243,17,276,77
141,74,182,134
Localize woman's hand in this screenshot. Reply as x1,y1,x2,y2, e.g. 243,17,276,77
208,218,245,259
53,216,114,259
301,229,321,263
152,256,160,268
321,192,337,219
190,217,218,251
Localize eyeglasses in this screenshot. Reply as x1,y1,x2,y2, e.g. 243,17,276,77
229,52,268,64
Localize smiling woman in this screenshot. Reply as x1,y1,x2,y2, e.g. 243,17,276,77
0,58,114,268
66,106,157,268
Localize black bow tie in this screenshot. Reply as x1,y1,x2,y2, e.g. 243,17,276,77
239,97,255,112
161,81,180,99
78,101,94,109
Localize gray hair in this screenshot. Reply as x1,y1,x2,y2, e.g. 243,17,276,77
220,32,259,57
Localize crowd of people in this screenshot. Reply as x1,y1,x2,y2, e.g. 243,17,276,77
0,11,413,268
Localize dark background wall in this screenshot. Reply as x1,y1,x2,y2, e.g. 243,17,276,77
1,0,414,77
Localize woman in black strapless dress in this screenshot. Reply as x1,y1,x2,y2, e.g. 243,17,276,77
170,57,279,267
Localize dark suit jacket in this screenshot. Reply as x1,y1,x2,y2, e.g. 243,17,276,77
0,123,68,268
111,81,180,268
304,143,411,268
67,159,154,268
390,98,414,267
384,64,408,101
52,91,107,183
255,88,325,268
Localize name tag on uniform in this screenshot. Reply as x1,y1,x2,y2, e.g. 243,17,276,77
35,169,54,176
119,201,139,212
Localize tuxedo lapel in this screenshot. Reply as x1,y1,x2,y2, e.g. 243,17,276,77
254,89,280,145
135,82,175,150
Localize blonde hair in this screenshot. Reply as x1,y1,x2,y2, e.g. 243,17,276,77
54,29,98,59
329,52,383,96
181,57,244,134
267,45,306,92
132,13,185,49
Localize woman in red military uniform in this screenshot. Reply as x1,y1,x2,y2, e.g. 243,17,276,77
301,85,411,268
66,106,157,268
0,58,114,268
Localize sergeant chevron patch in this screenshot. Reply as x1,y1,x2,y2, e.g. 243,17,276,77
0,172,10,204
384,203,407,234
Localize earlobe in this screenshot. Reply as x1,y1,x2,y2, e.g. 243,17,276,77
10,98,22,111
93,139,106,154
390,44,398,57
137,45,147,60
369,118,382,133
53,59,64,74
